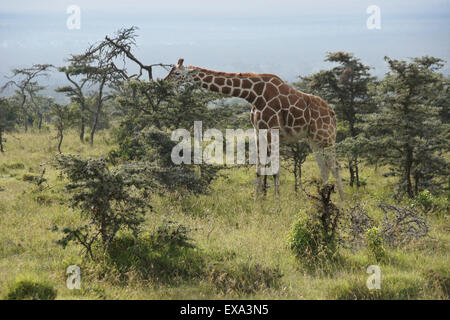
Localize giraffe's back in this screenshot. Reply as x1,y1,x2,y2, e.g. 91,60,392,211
249,79,337,148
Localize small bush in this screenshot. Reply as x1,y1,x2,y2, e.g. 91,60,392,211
415,190,434,211
105,222,202,283
288,215,327,259
288,184,341,262
413,190,449,215
6,280,57,300
366,227,386,263
52,154,150,259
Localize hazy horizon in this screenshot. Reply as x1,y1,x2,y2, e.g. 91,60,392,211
1,0,449,99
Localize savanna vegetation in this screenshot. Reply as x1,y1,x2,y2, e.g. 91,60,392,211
0,27,448,300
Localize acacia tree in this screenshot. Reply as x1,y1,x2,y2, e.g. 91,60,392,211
101,26,173,81
281,141,311,192
296,52,376,187
0,98,17,152
365,56,449,198
1,64,53,132
56,56,94,142
52,154,150,258
50,103,72,153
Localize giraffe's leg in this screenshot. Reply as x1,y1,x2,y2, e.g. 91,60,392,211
273,171,280,196
310,141,330,183
255,130,264,197
326,154,345,201
266,129,280,197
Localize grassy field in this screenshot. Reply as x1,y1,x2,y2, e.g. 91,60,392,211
0,128,448,300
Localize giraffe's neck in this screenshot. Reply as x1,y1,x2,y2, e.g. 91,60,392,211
189,66,285,105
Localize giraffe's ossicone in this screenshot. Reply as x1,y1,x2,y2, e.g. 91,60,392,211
165,58,344,200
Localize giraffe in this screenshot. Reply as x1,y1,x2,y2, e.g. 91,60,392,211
164,59,344,200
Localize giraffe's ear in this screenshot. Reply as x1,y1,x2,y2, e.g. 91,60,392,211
177,58,184,67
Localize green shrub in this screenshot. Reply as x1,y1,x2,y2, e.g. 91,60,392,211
52,154,150,259
6,280,57,300
415,190,434,211
413,190,449,214
105,222,202,283
288,185,341,262
288,215,326,259
366,227,386,263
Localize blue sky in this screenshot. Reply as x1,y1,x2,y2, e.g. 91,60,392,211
0,0,449,91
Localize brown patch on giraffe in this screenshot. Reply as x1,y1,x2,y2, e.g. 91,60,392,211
250,77,261,83
201,83,209,89
232,88,241,96
303,94,312,106
199,73,206,78
247,91,257,103
193,76,201,82
253,82,265,95
280,109,288,127
232,78,241,87
309,120,316,133
288,94,299,105
290,107,303,118
279,84,290,95
263,107,277,118
310,107,319,119
226,79,233,86
222,86,231,95
263,83,278,101
242,79,252,89
319,106,329,116
210,84,219,92
258,121,269,129
268,97,281,109
268,116,279,127
294,99,307,110
254,97,266,109
287,113,295,127
215,77,226,86
295,116,307,127
270,78,283,86
279,95,289,108
316,118,323,128
240,90,250,99
204,76,213,83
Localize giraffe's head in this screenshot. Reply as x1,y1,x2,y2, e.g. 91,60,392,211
164,58,198,84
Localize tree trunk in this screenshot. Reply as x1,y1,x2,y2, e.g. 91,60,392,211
293,162,298,192
0,130,4,152
38,114,43,131
298,161,302,189
90,79,106,146
405,148,414,198
355,160,360,188
58,131,63,154
80,102,86,142
349,160,355,187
